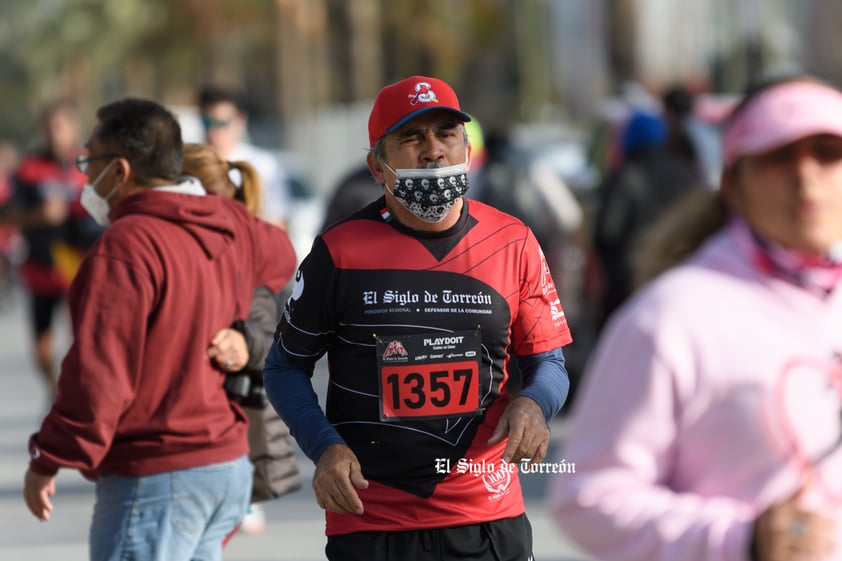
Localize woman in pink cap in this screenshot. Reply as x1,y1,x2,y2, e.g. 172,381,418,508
552,74,842,561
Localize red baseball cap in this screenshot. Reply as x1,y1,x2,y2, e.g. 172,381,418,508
723,79,842,166
368,76,472,147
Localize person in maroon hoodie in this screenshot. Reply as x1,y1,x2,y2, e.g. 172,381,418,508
22,97,296,561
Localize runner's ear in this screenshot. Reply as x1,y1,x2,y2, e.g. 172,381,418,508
367,152,387,186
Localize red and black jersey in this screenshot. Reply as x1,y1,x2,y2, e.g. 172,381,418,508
12,149,102,295
278,197,572,534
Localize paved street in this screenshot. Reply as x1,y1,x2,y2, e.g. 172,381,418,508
0,284,589,560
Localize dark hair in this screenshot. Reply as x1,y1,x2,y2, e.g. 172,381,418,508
94,98,184,184
198,85,248,114
661,86,694,117
633,189,728,288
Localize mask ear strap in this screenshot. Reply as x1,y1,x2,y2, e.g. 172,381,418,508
102,160,123,202
379,159,397,177
382,182,398,200
378,159,397,194
89,159,114,192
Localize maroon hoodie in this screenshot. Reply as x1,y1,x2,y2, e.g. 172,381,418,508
28,188,296,480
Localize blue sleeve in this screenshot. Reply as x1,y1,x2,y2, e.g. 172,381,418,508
263,343,346,463
515,347,570,420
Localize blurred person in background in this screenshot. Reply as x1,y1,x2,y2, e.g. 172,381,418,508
551,74,842,561
23,98,296,561
182,143,301,538
469,127,590,402
662,84,723,187
198,85,293,230
5,99,103,401
319,164,380,232
592,108,705,330
0,140,21,304
661,85,700,169
265,75,572,561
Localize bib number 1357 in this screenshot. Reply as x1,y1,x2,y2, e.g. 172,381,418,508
376,330,483,422
380,362,480,420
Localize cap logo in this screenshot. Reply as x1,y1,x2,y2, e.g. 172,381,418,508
408,82,439,106
368,75,470,147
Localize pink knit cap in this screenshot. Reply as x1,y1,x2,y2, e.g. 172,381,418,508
723,80,842,166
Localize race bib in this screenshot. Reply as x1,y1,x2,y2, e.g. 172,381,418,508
376,330,482,422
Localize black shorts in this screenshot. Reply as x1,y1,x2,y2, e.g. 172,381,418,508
325,513,534,561
29,293,63,337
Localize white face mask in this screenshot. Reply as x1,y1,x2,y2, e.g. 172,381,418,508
381,162,469,223
80,161,118,226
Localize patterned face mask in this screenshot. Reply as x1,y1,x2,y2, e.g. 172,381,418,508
381,162,470,223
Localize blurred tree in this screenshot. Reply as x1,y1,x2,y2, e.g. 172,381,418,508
514,0,554,121
275,0,330,121
0,0,281,145
800,1,842,87
274,0,520,130
2,0,840,151
329,0,381,103
0,0,531,146
607,0,637,87
0,0,168,143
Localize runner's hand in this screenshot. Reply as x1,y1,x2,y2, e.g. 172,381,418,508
753,478,836,561
313,444,369,515
488,396,549,464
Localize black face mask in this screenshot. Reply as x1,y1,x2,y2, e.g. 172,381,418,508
381,162,469,223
